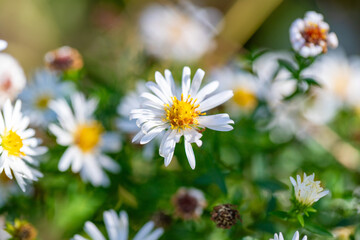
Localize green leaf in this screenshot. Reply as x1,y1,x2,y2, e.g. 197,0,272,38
297,214,305,227
270,211,289,220
302,77,321,87
305,222,333,237
278,59,297,75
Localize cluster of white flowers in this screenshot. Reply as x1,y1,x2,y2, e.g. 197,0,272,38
290,173,329,207
290,11,338,57
73,210,164,240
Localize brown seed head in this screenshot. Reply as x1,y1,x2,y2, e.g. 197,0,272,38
210,204,241,229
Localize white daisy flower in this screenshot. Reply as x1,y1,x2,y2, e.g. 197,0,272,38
302,51,360,125
209,66,260,116
290,173,329,207
0,53,26,106
130,66,234,169
117,81,158,160
73,210,164,240
139,2,221,62
19,69,75,127
290,11,338,58
0,100,45,192
0,40,7,52
49,93,121,187
271,231,307,240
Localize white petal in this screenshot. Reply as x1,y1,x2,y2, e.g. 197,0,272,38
185,141,196,169
84,221,106,240
182,66,191,97
198,90,233,112
189,68,205,97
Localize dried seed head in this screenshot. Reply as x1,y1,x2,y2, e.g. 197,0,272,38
151,211,172,229
44,46,83,71
172,187,207,220
210,204,241,229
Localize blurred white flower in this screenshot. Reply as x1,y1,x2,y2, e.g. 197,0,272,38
0,100,46,192
303,51,360,125
0,53,26,106
290,173,329,207
0,40,7,51
209,66,260,116
49,93,121,187
172,187,207,220
290,11,338,58
117,81,159,160
19,69,75,127
73,210,164,240
252,52,307,143
130,67,234,169
139,2,221,62
270,231,307,240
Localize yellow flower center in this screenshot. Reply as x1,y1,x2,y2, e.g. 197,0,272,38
74,122,103,152
1,130,24,157
35,95,52,110
233,88,257,110
164,94,204,130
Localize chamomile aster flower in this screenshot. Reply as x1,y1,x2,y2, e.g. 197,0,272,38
19,69,75,127
303,51,360,125
0,100,45,192
0,40,7,51
139,2,221,62
271,231,307,240
209,66,260,116
290,173,329,207
0,54,26,106
290,11,338,58
72,210,164,240
130,66,234,169
49,93,121,187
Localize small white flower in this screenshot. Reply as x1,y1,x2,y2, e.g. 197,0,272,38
73,210,164,240
290,173,329,207
290,11,338,57
117,81,158,160
130,66,234,169
0,40,7,52
139,2,221,62
209,66,260,116
49,93,121,187
303,51,360,125
0,100,46,192
0,54,26,106
271,231,307,240
19,69,75,127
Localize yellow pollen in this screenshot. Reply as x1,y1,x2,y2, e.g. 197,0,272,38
35,95,52,110
233,88,257,110
74,122,103,152
1,130,24,157
164,94,204,130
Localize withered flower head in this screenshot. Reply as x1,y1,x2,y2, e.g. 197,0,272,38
151,211,172,229
172,187,207,220
44,46,83,71
6,219,37,240
210,204,241,229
